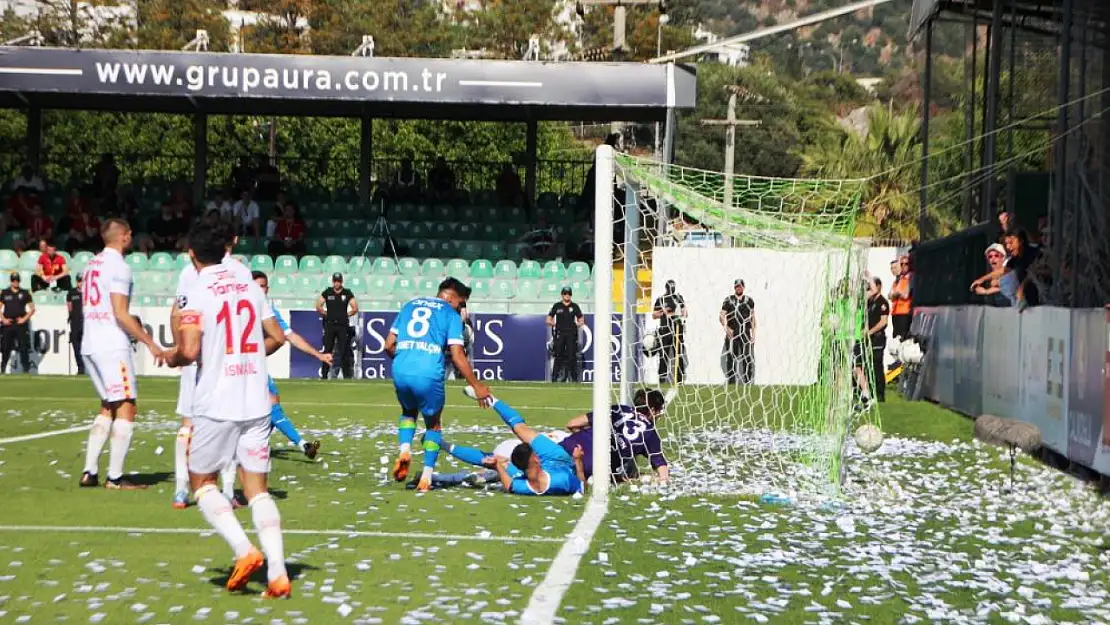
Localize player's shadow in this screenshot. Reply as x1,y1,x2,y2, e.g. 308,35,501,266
126,472,173,487
228,489,288,501
207,561,318,591
270,449,317,463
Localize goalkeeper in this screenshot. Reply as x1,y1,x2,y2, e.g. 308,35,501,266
436,386,585,496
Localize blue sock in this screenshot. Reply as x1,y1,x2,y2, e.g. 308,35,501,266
448,443,489,468
398,417,417,450
493,401,525,428
270,403,303,447
423,430,443,472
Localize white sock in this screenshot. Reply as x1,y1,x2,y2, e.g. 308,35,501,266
174,426,192,493
421,466,434,481
400,443,411,454
196,485,252,558
83,415,112,475
106,419,134,481
221,463,237,499
249,493,287,581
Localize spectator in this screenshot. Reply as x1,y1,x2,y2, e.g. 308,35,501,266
164,185,192,222
32,239,72,292
110,193,140,224
428,157,457,202
66,202,101,255
391,158,422,202
970,243,1011,306
11,165,44,194
268,202,307,258
205,190,231,217
574,220,594,262
495,163,523,207
1004,229,1043,309
229,189,261,239
229,156,255,194
202,208,223,228
16,204,54,254
888,255,913,340
141,203,186,254
519,214,557,260
91,153,119,204
4,187,40,231
59,187,89,233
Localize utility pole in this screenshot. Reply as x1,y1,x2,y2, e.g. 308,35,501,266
701,90,760,210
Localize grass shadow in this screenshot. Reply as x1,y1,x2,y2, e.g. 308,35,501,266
126,471,173,487
208,560,319,592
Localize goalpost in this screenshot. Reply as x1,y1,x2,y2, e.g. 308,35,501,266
590,145,881,498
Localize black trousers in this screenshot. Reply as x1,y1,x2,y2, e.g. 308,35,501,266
70,327,85,375
658,325,686,384
1,323,31,373
32,275,72,292
891,314,912,341
723,337,754,384
321,323,353,379
551,330,579,383
871,343,886,402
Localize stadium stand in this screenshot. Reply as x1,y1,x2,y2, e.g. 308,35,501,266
0,182,595,313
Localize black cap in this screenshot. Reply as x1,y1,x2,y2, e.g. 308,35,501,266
9,272,19,282
733,278,745,288
561,286,572,295
332,272,343,282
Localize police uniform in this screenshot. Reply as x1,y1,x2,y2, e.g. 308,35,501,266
653,284,687,383
548,288,583,383
66,282,85,375
861,293,890,402
0,275,34,374
721,279,755,384
320,273,356,379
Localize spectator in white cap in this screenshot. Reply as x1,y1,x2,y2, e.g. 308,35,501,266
970,243,1014,306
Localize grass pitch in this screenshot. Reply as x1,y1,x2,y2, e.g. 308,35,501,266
0,376,1108,625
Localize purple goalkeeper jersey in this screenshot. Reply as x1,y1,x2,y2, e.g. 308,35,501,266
558,404,667,480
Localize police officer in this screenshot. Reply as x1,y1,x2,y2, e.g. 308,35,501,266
652,279,687,383
316,272,358,379
720,278,756,384
66,272,85,375
547,286,584,382
0,272,35,374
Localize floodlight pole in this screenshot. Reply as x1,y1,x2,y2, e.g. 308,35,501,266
701,91,760,210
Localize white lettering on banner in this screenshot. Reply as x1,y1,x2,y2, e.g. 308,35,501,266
1046,336,1066,421
475,319,504,357
362,317,390,356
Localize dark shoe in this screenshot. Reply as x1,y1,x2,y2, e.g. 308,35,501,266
79,471,98,488
104,476,148,490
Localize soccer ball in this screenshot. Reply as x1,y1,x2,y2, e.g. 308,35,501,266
642,331,659,355
853,424,883,453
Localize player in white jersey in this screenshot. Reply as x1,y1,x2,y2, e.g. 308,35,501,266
79,218,165,490
171,227,255,509
164,224,291,598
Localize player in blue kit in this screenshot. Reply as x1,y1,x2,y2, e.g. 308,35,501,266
384,277,491,492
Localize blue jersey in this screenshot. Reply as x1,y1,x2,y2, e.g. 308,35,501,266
269,300,292,337
509,434,582,496
390,297,464,380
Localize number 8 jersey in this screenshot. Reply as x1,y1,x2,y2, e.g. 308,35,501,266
389,297,465,380
179,265,273,422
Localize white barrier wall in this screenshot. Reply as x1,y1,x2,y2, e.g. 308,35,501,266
17,305,290,379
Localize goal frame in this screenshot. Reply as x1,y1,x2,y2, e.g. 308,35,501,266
590,144,615,496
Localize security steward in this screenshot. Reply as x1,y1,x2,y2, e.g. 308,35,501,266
316,272,358,379
66,272,85,375
652,279,687,383
720,278,756,384
547,286,584,382
0,272,35,374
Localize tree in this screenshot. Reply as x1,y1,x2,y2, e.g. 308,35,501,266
309,0,457,58
136,0,231,52
463,0,567,60
240,0,312,54
576,2,695,61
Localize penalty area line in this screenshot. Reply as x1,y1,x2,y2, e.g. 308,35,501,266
521,492,609,624
0,424,90,445
0,525,564,544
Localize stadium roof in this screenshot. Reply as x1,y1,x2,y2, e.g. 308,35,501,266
0,47,696,123
909,0,1110,44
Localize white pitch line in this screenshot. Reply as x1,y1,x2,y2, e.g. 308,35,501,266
0,67,83,76
520,493,609,624
458,80,543,88
0,396,584,412
0,424,90,444
0,524,563,543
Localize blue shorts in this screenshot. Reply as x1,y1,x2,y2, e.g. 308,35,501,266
267,376,279,397
393,374,445,418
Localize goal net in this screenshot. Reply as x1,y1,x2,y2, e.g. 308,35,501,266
590,146,881,499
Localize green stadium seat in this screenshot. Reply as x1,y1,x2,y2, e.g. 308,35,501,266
541,280,565,300
469,301,509,314
18,251,41,271
323,255,347,276
429,222,456,239
71,251,94,272
148,272,174,295
368,275,394,295
493,260,517,279
299,255,323,274
517,260,542,279
566,261,591,282
515,279,541,301
469,279,491,300
347,256,371,275
393,276,418,298
397,257,420,276
125,253,149,272
541,260,567,280
294,275,317,296
455,223,477,239
490,279,516,300
148,252,174,272
412,203,432,221
372,257,397,275
512,301,552,315
537,192,559,210
408,222,430,239
334,203,358,219
478,223,498,241
421,258,444,277
346,275,369,295
233,238,259,255
416,277,439,296
362,240,385,257
174,252,191,270
138,295,158,307
270,275,295,298
274,255,298,273
563,194,581,211
432,204,456,222
232,254,249,267
482,242,507,260
458,205,480,222
307,238,329,257
334,238,361,256
410,240,435,258
469,259,494,278
457,240,483,260
0,250,17,271
503,224,524,240
433,240,456,258
504,206,527,223
571,281,594,299
250,255,274,273
444,258,469,278
367,299,398,312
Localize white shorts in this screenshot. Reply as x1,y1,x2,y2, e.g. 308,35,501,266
176,364,198,418
82,349,138,403
188,416,272,475
492,431,569,460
